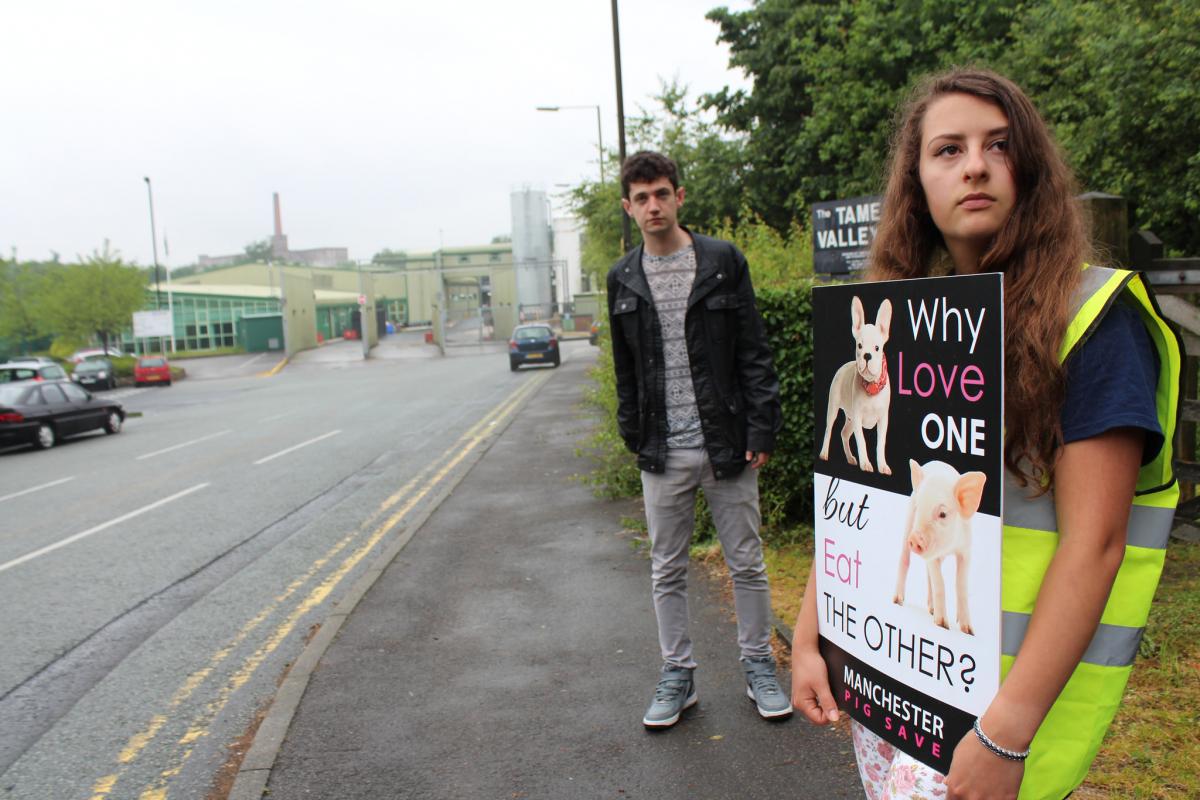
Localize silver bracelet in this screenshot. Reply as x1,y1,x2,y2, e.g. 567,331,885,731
973,718,1030,762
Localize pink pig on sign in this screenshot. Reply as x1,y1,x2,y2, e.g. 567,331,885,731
893,459,987,635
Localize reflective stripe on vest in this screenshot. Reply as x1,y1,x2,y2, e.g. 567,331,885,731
1000,266,1182,800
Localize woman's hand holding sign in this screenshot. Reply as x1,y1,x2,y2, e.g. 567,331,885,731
792,569,840,725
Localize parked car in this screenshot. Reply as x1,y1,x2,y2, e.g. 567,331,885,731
589,319,603,346
0,361,70,383
70,347,125,363
135,355,172,386
72,358,116,391
509,324,560,371
0,381,124,450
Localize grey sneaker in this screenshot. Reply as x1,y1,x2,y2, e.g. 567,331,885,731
642,665,698,729
742,656,793,720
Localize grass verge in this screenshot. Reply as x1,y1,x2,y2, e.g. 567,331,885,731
1077,538,1199,799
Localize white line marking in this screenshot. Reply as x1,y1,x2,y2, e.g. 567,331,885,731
242,353,269,368
136,430,232,461
261,411,293,423
253,430,342,465
0,476,76,505
0,483,210,574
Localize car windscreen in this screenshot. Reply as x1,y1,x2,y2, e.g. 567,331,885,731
514,328,551,340
140,358,166,367
0,384,30,405
75,361,107,372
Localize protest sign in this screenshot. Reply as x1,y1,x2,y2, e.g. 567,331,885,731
811,274,1003,773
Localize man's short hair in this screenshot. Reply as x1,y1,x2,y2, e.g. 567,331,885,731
620,151,680,198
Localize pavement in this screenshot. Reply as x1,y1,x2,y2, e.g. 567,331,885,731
230,348,863,800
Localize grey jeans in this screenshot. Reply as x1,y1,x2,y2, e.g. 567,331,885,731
641,447,772,669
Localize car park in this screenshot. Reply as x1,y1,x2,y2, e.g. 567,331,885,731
0,361,70,383
508,324,560,370
0,381,124,450
71,358,117,390
135,355,172,386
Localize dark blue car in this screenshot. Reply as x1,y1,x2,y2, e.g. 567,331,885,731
509,324,560,371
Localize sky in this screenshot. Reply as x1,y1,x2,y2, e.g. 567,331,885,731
1,1,753,268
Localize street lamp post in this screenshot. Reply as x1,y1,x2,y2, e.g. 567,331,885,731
610,0,632,252
535,104,605,185
143,176,162,309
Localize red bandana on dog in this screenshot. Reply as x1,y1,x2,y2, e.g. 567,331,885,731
860,354,888,396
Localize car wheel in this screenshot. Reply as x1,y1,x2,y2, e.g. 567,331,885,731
34,423,55,450
104,411,122,435
165,379,172,387
552,356,561,367
509,359,520,372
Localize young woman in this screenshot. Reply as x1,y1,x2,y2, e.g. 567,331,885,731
792,68,1181,800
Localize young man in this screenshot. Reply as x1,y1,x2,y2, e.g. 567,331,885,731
606,150,790,728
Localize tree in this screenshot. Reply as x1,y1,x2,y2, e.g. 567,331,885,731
705,0,1016,232
0,260,52,354
705,0,1200,254
626,80,750,233
568,81,750,288
43,242,149,353
241,238,273,264
996,0,1200,254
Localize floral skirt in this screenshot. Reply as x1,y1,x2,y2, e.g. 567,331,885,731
852,720,948,799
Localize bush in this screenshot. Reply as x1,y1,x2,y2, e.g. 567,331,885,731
756,283,817,536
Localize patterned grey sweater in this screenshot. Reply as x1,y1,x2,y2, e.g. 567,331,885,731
642,244,704,449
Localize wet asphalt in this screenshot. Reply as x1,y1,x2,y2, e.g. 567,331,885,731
261,349,863,800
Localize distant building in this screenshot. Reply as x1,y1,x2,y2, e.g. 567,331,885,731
552,215,584,301
198,193,348,268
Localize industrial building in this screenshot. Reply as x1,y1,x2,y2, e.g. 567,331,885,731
125,188,584,357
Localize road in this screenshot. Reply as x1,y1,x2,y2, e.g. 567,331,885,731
0,336,587,799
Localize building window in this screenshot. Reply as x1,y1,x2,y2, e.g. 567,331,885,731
458,255,470,264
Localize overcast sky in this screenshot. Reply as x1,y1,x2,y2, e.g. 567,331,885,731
2,1,753,268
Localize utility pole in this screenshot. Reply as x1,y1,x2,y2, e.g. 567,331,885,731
143,177,162,308
611,0,632,252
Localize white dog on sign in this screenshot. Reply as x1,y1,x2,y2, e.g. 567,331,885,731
819,295,893,475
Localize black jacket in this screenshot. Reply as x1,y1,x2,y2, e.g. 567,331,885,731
606,231,782,478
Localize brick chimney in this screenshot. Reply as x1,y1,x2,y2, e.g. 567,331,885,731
271,192,289,259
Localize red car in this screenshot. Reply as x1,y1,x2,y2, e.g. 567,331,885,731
135,355,172,386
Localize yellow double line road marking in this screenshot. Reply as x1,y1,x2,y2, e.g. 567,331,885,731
89,374,549,800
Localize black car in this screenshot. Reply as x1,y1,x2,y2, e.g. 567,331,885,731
509,324,560,370
0,361,69,383
72,358,117,390
0,380,125,450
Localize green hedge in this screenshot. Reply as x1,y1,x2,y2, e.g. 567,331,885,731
756,282,816,537
580,280,817,545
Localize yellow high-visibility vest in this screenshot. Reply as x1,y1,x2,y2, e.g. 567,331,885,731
1002,266,1182,799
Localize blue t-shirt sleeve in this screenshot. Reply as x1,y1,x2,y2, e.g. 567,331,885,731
1061,301,1163,464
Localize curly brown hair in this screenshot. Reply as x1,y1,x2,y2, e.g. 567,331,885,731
868,68,1091,491
620,151,680,198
